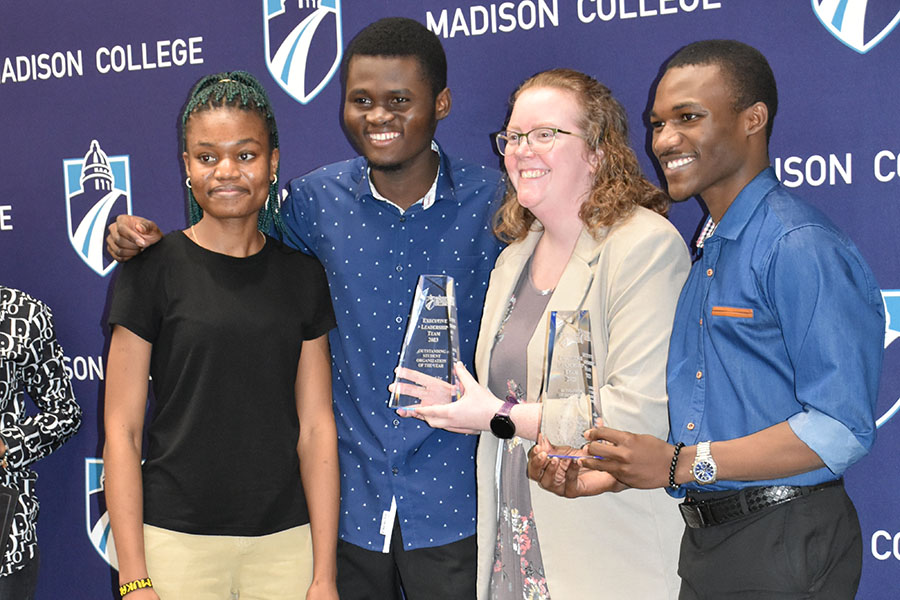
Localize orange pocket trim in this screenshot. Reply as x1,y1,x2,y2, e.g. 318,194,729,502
710,306,754,318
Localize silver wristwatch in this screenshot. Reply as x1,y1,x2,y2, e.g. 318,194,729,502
691,441,718,485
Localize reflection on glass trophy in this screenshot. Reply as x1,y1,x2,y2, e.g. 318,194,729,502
388,275,461,408
540,310,599,448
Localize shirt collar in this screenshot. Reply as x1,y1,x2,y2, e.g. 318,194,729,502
366,140,442,212
709,167,780,241
695,217,718,249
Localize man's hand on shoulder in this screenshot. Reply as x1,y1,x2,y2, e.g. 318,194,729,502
107,215,163,262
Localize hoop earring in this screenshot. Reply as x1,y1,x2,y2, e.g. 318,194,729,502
270,174,278,186
185,177,192,189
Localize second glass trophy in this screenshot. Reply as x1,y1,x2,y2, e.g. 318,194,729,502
540,310,599,448
388,275,461,408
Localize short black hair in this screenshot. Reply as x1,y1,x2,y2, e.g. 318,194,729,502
340,17,448,99
667,40,777,142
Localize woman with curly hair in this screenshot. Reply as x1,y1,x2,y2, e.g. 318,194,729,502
394,69,689,598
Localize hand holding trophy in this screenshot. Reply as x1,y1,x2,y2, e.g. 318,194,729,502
389,275,461,408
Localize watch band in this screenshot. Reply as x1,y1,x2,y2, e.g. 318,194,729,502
490,398,518,439
696,441,712,461
691,440,718,485
496,399,515,418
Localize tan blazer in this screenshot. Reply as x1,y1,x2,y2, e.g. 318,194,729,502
475,207,691,599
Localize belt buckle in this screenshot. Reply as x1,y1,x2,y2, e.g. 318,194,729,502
696,501,715,527
680,499,714,528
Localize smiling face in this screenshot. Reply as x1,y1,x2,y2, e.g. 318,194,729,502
182,106,278,222
342,55,450,173
650,64,756,210
504,87,598,220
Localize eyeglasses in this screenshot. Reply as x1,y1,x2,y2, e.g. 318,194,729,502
494,127,582,156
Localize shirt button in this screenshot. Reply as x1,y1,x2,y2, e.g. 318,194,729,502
395,316,403,324
393,419,400,427
696,370,703,379
395,265,403,272
687,422,695,431
706,268,714,277
392,467,399,475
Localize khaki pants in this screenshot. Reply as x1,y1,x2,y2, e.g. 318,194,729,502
143,524,313,600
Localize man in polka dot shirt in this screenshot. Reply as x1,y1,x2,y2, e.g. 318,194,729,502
108,17,504,600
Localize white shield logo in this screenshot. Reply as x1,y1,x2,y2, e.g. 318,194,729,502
812,0,900,54
85,458,119,569
878,290,900,428
64,140,131,277
264,0,343,105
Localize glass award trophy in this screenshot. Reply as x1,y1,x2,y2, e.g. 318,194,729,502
388,275,461,408
540,310,599,448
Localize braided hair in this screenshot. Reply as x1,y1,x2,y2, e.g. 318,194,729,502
181,71,285,234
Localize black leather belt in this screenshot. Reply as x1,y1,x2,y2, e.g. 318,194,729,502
679,479,842,529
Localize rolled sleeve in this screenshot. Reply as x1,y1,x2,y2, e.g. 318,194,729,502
788,408,868,474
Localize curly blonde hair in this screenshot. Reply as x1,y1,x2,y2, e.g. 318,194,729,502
493,69,669,244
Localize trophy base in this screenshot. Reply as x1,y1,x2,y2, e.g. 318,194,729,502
541,393,593,448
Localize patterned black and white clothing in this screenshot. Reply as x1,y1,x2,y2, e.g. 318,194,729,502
0,287,82,576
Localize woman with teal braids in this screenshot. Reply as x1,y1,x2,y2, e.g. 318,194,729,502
103,71,339,600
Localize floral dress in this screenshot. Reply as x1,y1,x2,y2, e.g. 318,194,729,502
487,262,554,600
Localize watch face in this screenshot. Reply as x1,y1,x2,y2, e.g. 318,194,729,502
692,460,716,484
490,415,516,439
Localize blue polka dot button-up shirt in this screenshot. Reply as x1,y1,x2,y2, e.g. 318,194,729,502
280,143,504,551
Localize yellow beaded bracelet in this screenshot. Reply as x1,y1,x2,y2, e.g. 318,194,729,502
119,577,153,597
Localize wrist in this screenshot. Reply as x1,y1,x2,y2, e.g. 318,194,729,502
486,395,504,424
118,577,153,597
489,396,516,438
676,446,698,485
668,442,685,489
690,441,718,485
118,567,151,585
311,563,338,583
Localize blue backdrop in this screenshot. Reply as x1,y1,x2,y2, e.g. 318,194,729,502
1,1,898,598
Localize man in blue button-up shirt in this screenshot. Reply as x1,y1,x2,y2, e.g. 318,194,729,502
530,40,883,598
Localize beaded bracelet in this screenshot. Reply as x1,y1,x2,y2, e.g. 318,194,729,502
669,442,686,489
119,578,153,597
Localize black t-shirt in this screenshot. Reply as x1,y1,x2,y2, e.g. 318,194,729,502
109,231,335,536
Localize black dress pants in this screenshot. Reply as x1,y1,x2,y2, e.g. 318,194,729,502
337,520,476,600
678,483,862,599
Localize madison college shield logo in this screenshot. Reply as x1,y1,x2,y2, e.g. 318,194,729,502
878,290,900,428
812,0,900,54
264,0,343,105
85,458,119,569
63,140,131,277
